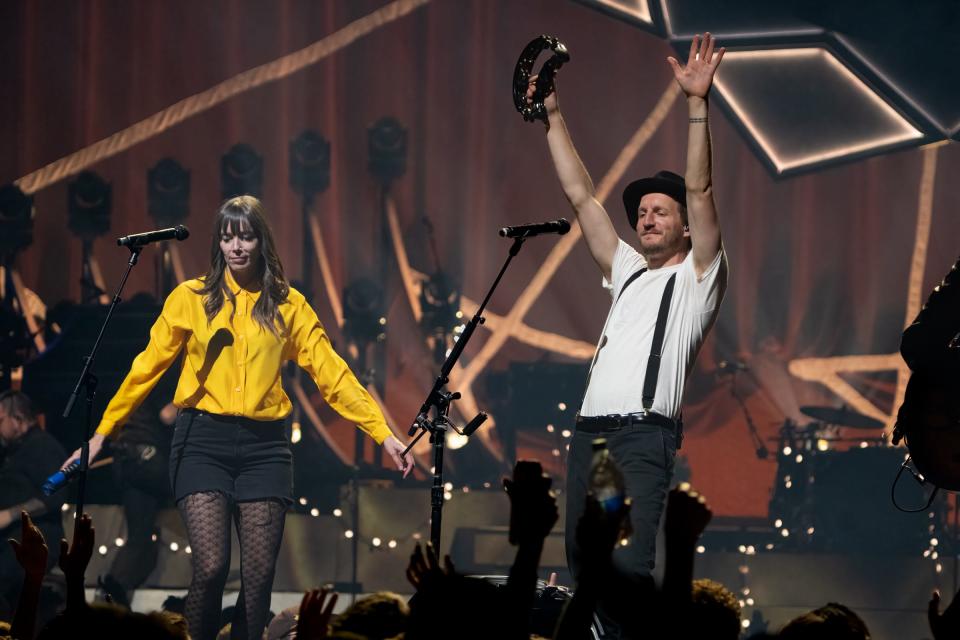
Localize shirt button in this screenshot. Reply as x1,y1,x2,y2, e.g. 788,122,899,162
235,387,241,392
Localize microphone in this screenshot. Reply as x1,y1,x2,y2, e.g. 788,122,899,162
42,461,82,496
499,218,570,239
117,225,190,247
717,360,749,375
461,412,489,437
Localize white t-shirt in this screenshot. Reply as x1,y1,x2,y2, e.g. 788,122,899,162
580,239,728,419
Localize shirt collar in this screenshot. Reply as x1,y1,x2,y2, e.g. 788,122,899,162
224,269,261,301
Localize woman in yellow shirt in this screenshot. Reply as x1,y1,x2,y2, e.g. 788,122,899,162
63,195,413,640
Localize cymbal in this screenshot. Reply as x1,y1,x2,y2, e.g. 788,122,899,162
799,406,885,430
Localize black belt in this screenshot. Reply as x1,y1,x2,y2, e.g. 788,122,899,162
179,408,284,428
576,411,683,448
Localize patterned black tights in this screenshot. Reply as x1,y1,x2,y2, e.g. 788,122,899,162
178,492,286,640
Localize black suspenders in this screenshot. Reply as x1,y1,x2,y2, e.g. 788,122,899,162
584,267,677,412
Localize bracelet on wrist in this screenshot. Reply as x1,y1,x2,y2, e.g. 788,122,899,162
689,116,708,123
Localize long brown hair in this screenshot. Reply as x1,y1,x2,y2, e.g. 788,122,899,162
195,196,289,336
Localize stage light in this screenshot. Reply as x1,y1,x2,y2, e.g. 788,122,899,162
367,117,407,185
343,278,386,345
67,171,112,239
221,143,263,199
289,130,331,199
0,184,34,258
147,158,190,228
447,432,468,450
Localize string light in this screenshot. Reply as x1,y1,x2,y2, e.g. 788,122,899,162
115,538,125,547
98,545,108,556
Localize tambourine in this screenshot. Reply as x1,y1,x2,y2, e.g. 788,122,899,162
512,35,570,123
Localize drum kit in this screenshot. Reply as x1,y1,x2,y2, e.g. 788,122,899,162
768,406,939,554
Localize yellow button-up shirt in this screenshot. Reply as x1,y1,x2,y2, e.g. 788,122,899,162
96,271,393,444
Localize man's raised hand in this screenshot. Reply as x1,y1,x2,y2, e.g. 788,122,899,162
667,32,725,99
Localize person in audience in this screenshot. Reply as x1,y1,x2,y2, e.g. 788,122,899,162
0,390,66,620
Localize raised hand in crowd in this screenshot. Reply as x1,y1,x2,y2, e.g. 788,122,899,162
664,482,712,548
663,483,713,627
59,513,95,611
294,586,338,640
929,588,960,640
405,541,458,594
554,495,629,640
9,512,48,640
504,460,558,548
503,461,559,639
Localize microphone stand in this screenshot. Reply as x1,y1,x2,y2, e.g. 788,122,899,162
62,245,143,522
404,236,528,552
727,370,769,460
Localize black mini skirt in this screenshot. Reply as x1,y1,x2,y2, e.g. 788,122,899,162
169,409,293,505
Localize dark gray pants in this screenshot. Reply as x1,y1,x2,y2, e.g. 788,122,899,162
565,419,678,636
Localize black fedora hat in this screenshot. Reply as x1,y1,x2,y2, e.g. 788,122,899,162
622,170,686,229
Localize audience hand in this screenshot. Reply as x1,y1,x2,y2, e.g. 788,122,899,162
9,511,48,582
59,513,95,596
295,586,338,639
503,460,558,546
664,483,712,547
406,541,457,592
929,589,960,640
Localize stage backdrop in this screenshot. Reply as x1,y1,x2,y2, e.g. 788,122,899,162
3,0,959,519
